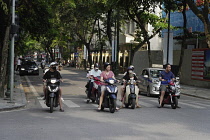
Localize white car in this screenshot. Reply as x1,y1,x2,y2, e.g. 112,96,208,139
138,68,181,97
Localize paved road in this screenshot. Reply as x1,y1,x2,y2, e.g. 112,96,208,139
0,68,210,140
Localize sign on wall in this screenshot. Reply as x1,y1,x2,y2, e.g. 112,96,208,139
191,49,210,81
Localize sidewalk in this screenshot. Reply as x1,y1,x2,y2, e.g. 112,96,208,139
180,84,210,100
0,74,27,111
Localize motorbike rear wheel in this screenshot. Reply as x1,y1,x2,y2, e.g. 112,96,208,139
131,99,136,109
171,97,178,109
109,99,116,113
50,98,54,113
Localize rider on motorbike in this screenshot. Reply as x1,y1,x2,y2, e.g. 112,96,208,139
120,67,141,108
43,62,64,112
158,63,175,108
87,63,102,102
98,62,119,111
123,65,136,76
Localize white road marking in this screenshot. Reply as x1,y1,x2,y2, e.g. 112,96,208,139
63,100,80,108
178,102,205,109
189,102,210,108
38,100,48,109
25,76,39,97
79,87,84,89
149,99,206,109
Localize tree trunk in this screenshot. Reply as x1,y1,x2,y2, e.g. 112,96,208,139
106,9,112,47
178,1,188,76
0,27,10,97
98,20,103,68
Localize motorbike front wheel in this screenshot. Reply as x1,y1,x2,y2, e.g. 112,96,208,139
50,98,54,113
171,97,178,109
109,98,116,113
131,99,136,109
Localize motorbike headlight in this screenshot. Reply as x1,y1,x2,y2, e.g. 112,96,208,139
34,67,38,70
109,80,115,84
51,79,56,84
21,68,25,71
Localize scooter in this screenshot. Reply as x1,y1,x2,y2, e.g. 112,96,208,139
123,78,139,109
86,76,102,104
100,78,118,113
45,78,60,113
158,80,179,109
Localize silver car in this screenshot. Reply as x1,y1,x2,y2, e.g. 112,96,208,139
138,68,181,97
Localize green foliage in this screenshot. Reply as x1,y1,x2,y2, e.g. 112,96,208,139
0,0,8,15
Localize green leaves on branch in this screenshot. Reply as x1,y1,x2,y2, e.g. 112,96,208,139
0,0,8,15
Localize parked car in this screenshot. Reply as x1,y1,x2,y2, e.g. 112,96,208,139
19,61,39,76
138,68,180,97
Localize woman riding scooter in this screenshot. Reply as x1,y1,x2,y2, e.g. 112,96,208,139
120,67,141,108
98,62,119,111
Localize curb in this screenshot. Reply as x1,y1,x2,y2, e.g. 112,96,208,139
0,75,27,112
0,104,26,112
181,93,210,100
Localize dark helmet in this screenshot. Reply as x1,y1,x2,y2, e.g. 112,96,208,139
127,66,133,71
94,63,99,68
104,62,111,69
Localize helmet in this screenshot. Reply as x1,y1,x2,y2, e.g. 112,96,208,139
94,63,99,68
49,62,58,67
127,67,133,71
104,62,111,69
130,65,134,70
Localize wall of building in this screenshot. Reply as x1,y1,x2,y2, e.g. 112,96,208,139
180,49,210,88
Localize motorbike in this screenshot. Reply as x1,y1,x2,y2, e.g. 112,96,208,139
158,80,179,109
123,78,139,109
100,78,118,113
45,78,60,113
86,76,102,104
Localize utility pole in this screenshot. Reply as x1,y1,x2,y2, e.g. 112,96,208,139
167,9,171,64
116,9,120,76
9,0,16,102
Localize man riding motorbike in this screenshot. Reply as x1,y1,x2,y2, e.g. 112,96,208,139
43,62,64,112
87,63,102,102
158,63,175,108
120,67,141,108
98,62,119,111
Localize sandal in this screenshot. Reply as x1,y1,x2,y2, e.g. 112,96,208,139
136,105,141,108
97,107,101,111
60,109,64,112
116,107,120,111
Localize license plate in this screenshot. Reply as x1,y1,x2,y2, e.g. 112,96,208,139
28,70,32,73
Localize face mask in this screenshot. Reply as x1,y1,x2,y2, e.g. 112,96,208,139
52,67,56,70
128,70,133,73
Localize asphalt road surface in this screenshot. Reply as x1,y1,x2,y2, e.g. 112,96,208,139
0,67,210,140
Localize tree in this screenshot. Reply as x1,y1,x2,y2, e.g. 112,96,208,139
117,0,168,67
0,0,10,97
185,0,210,48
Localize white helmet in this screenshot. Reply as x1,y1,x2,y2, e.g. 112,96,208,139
49,62,58,67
